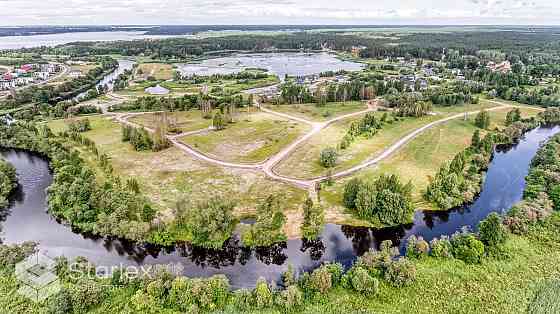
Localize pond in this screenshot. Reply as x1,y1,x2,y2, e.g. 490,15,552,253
176,53,365,80
1,126,558,289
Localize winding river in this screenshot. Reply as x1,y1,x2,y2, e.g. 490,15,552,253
1,126,558,289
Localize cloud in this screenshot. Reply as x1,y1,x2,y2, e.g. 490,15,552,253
0,0,559,25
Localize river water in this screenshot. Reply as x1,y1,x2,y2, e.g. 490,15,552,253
75,59,136,100
1,126,558,288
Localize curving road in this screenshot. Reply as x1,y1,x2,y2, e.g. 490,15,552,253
112,100,537,190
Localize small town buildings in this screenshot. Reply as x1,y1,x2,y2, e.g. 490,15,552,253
69,70,84,78
33,71,50,80
487,61,511,73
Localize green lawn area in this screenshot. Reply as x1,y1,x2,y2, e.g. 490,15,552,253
178,111,311,164
320,106,542,222
264,101,369,122
46,115,308,235
136,63,175,80
128,110,212,134
273,102,502,180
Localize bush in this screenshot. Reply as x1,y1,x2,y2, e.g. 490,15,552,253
450,231,485,264
301,198,325,240
0,242,37,267
47,289,73,314
350,266,379,295
475,109,490,129
478,212,508,248
430,236,453,258
504,193,554,234
406,235,430,259
309,264,333,293
183,197,237,249
277,285,303,309
253,277,273,308
343,178,363,209
351,174,414,225
241,194,287,247
384,257,417,287
233,289,253,310
67,118,91,133
319,147,338,168
69,278,106,313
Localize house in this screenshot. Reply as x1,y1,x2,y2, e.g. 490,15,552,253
33,72,50,80
0,80,16,90
69,70,84,78
487,61,511,73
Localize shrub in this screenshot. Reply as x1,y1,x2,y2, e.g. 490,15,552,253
213,112,226,130
549,185,560,210
350,174,414,225
301,198,325,240
343,178,363,209
0,242,37,267
450,231,485,264
309,265,333,293
69,278,106,313
241,194,287,247
233,289,253,310
320,147,338,168
384,257,416,287
67,118,91,133
183,197,237,249
282,264,297,287
277,285,304,309
478,212,508,248
430,236,453,258
350,266,379,295
475,109,490,129
47,289,73,314
406,235,430,259
504,193,554,234
253,277,273,308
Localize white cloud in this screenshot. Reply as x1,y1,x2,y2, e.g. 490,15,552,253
0,0,559,25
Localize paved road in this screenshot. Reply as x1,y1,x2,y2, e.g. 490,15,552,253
113,100,534,190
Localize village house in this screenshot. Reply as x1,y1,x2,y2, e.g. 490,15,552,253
33,71,50,80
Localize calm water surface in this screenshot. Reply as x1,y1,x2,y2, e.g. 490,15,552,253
1,126,558,288
177,53,365,80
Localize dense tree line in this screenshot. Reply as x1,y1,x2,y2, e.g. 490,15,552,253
110,93,250,112
0,158,17,209
241,194,287,247
0,122,155,242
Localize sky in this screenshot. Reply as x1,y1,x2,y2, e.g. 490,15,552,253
1,0,559,25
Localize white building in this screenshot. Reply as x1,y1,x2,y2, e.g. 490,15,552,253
33,72,50,80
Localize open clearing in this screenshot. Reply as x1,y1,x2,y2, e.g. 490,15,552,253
263,101,369,122
129,110,213,134
274,101,499,180
48,115,308,237
136,63,175,80
178,111,311,163
320,106,543,223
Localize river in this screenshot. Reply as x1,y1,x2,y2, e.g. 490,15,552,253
1,126,558,288
75,59,136,100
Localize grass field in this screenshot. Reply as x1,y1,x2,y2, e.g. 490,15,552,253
179,111,311,163
320,106,542,220
274,102,501,180
136,63,175,80
47,115,308,237
263,101,369,122
129,110,213,134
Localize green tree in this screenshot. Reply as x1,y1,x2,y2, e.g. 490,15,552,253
343,178,363,209
475,109,491,129
213,112,226,130
319,147,338,168
478,212,507,248
301,198,325,240
184,197,237,249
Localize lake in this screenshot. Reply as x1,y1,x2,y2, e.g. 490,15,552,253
1,126,558,289
176,53,365,80
0,31,182,50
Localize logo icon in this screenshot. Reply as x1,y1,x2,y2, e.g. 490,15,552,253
15,252,61,302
